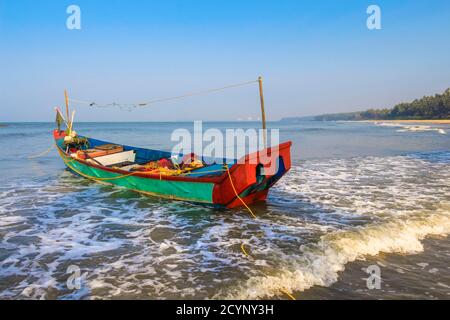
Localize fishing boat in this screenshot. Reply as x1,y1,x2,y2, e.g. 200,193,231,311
53,77,292,208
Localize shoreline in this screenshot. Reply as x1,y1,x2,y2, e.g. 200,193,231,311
361,119,450,124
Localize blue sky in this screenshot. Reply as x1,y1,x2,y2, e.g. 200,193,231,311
1,0,450,121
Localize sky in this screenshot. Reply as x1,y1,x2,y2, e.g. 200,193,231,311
1,0,450,122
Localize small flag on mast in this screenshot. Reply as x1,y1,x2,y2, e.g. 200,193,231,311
55,108,64,131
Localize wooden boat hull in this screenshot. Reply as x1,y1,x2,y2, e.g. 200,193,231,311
54,130,292,208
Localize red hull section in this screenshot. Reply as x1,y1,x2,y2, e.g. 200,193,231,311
212,141,292,208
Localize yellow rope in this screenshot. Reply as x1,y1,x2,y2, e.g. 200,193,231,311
279,289,296,301
240,243,249,257
182,168,226,176
225,164,296,300
225,164,257,219
28,145,55,159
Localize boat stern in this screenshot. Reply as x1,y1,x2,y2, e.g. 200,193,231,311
213,141,292,208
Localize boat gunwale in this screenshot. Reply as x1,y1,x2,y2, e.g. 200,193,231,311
55,136,292,184
56,145,224,183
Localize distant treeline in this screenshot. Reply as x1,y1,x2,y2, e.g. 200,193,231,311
314,88,450,121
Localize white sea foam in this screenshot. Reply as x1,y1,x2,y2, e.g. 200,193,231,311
374,122,404,127
397,125,447,134
0,216,25,227
374,122,447,134
221,152,450,299
225,203,450,299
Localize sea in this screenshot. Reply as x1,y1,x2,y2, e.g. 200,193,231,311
0,120,449,300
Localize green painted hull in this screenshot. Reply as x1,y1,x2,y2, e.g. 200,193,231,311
65,157,215,204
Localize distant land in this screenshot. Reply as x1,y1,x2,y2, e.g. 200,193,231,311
281,88,450,122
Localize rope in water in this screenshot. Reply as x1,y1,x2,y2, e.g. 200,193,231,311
225,164,257,219
279,289,296,301
224,164,296,300
27,144,55,159
240,243,249,257
68,79,258,109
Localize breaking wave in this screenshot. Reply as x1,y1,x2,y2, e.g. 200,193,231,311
224,203,450,299
222,152,450,299
374,122,447,135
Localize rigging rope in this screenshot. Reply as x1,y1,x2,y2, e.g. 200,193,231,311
68,79,258,109
225,164,257,219
224,164,296,300
28,144,55,159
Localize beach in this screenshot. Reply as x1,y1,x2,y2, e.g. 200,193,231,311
364,120,450,124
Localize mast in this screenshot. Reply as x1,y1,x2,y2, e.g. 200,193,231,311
64,90,71,133
258,76,267,148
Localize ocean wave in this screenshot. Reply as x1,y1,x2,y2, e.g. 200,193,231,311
374,122,447,134
221,152,450,299
396,126,446,135
224,202,450,299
